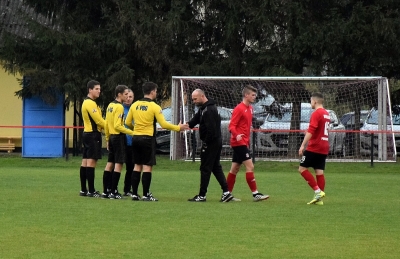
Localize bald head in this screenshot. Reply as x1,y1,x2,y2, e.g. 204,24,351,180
191,89,208,106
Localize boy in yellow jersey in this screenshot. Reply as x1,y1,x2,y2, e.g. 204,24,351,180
79,80,106,197
125,82,189,201
102,85,135,199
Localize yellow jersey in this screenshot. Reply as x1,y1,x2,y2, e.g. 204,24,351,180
126,98,180,136
81,97,106,132
105,100,134,141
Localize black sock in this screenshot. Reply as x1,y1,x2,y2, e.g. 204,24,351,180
111,171,121,193
86,167,95,193
142,172,152,196
107,170,113,191
131,171,141,196
80,166,87,192
103,170,112,193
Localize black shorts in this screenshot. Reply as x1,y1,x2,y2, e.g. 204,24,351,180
82,132,102,160
132,136,156,166
300,150,327,170
232,146,252,164
125,145,134,167
107,134,126,164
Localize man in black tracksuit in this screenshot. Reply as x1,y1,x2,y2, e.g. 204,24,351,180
187,89,234,202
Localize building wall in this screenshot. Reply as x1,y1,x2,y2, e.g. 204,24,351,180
0,68,74,148
0,69,23,147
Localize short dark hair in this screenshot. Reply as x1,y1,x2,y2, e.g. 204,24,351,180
142,82,158,95
311,92,324,103
115,85,128,97
311,92,323,98
242,85,257,96
87,80,100,91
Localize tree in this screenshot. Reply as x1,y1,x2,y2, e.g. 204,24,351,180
2,0,400,103
284,0,400,77
2,0,400,156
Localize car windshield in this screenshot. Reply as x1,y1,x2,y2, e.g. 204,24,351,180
395,114,400,125
341,112,368,125
366,109,400,125
253,104,266,114
162,108,171,121
267,108,313,122
217,107,232,120
253,96,274,114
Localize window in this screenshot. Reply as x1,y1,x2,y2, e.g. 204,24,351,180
267,108,312,123
328,111,338,124
218,107,232,120
162,108,172,121
366,109,398,125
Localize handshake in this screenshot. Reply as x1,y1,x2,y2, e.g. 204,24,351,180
178,121,190,131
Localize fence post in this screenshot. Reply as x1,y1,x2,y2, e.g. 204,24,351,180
65,127,69,161
370,133,374,167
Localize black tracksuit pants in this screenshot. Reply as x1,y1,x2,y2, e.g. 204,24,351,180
123,145,134,193
199,139,229,197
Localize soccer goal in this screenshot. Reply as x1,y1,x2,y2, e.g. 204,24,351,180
169,76,395,162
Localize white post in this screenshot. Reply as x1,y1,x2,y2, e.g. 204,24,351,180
170,79,179,160
180,79,189,159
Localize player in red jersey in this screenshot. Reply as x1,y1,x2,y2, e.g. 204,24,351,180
227,85,269,202
298,92,329,205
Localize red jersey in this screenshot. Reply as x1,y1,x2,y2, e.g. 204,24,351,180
229,102,253,147
306,107,330,155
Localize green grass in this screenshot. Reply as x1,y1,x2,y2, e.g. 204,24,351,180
1,155,400,258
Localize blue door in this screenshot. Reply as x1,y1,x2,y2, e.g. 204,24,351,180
22,94,65,157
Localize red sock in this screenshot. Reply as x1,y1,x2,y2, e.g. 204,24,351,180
226,172,236,192
301,170,319,191
316,174,325,191
245,172,258,193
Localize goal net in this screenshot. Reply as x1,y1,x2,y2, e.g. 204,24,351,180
169,77,395,162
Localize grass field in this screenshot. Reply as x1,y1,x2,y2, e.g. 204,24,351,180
1,154,400,259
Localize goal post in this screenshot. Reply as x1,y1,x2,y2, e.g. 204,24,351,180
169,76,395,162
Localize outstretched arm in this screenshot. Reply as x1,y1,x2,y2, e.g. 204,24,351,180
187,110,201,129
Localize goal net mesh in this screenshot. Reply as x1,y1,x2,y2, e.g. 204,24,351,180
169,77,395,162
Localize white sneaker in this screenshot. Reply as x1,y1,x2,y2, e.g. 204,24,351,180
253,193,269,202
142,193,158,201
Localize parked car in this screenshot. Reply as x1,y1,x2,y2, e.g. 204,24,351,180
359,107,400,156
256,103,346,155
340,110,369,156
155,106,233,153
340,110,369,128
155,107,173,153
252,95,275,128
215,106,233,149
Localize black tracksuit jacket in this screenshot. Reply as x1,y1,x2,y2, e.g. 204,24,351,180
188,99,221,145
